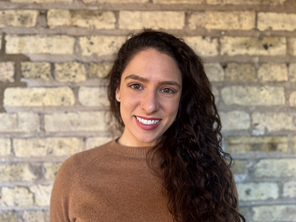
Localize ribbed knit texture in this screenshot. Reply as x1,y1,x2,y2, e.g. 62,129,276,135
50,139,174,222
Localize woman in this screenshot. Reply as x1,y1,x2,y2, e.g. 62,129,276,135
50,30,245,222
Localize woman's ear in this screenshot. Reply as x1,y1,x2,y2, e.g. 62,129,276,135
115,87,121,102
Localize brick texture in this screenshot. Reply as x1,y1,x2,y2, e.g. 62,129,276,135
289,63,296,81
258,13,296,31
21,62,51,80
220,111,250,130
258,63,288,82
225,63,256,81
79,87,109,107
204,63,224,82
0,138,11,156
254,159,296,177
0,113,39,132
54,63,86,83
237,183,278,201
253,205,296,221
0,10,39,28
89,62,113,78
289,38,296,56
0,62,15,82
183,37,218,56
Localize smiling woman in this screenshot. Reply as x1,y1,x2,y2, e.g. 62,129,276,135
50,30,245,222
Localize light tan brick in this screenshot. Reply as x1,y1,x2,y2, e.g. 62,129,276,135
79,87,109,107
82,0,147,3
283,181,296,198
207,0,286,4
254,159,296,177
225,63,256,81
23,211,49,222
44,163,62,180
11,0,72,2
44,112,112,132
289,91,296,107
21,62,51,80
89,62,113,78
4,87,75,106
183,37,218,56
13,138,83,157
54,63,86,83
0,10,39,28
189,11,255,30
30,185,52,206
0,163,39,182
0,36,2,50
0,211,17,222
231,160,248,175
0,62,14,82
154,0,203,3
258,63,288,82
119,11,184,30
258,13,296,31
252,112,296,131
79,36,126,57
2,187,34,207
253,205,296,221
226,137,288,153
0,113,39,132
220,111,250,130
221,86,285,106
289,63,296,81
221,37,286,56
292,136,296,152
86,137,113,150
48,10,115,29
0,138,11,156
204,63,224,82
289,38,296,56
237,183,278,201
6,35,75,54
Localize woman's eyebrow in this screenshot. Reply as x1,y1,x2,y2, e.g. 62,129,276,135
125,74,149,82
158,81,181,89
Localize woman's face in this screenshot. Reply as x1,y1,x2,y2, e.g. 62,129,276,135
116,48,182,147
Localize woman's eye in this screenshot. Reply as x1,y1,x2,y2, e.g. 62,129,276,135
131,84,142,90
162,88,174,94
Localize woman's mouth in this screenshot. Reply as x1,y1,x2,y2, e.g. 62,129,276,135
134,116,162,130
136,116,160,125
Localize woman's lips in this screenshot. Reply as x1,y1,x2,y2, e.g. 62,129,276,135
134,116,162,130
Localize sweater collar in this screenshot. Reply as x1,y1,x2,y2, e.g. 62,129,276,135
108,139,152,158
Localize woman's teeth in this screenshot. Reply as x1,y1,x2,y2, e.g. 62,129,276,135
136,116,160,125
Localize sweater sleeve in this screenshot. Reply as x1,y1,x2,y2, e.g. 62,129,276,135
50,156,77,222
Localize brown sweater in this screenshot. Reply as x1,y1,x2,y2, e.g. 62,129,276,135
50,140,174,222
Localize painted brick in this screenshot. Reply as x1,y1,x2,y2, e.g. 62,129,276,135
226,136,288,153
44,163,62,180
183,37,218,56
0,163,40,182
220,111,250,130
21,62,51,80
258,63,288,81
237,183,278,201
221,86,285,106
289,63,296,81
253,205,296,221
231,160,248,175
44,112,112,132
0,138,11,156
290,91,296,107
89,62,113,78
254,159,296,177
79,87,109,107
189,11,255,30
225,63,256,81
0,62,15,82
4,87,75,106
47,10,115,29
54,63,86,83
154,0,203,3
220,37,286,56
258,13,296,31
119,11,184,30
6,35,75,54
0,10,39,28
11,0,72,2
13,137,83,157
283,181,296,198
204,63,224,82
289,38,296,56
0,113,39,132
79,36,126,57
2,187,34,207
86,137,113,150
23,211,49,222
82,0,147,3
252,112,296,131
207,0,286,4
292,136,296,152
30,185,52,206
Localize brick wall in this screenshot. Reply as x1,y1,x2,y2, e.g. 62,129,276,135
0,0,296,221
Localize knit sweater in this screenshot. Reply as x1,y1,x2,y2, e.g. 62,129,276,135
50,140,174,222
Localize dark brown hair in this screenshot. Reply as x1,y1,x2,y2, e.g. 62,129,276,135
107,29,245,222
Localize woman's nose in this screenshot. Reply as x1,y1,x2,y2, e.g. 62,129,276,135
141,90,159,113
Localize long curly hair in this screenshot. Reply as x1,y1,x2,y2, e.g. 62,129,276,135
107,29,245,222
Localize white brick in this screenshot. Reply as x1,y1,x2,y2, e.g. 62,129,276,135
0,62,14,82
0,10,39,28
21,62,51,80
204,63,224,82
183,37,218,56
0,138,11,156
220,111,250,130
54,63,86,83
289,91,296,107
2,187,34,207
79,87,109,107
237,183,278,201
254,159,296,177
0,163,37,182
289,38,296,56
258,13,296,31
253,205,296,221
11,0,72,2
0,113,39,132
207,0,286,4
83,0,147,3
154,0,203,3
30,185,52,206
258,63,288,81
283,181,296,198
